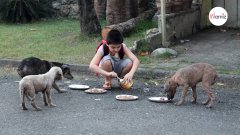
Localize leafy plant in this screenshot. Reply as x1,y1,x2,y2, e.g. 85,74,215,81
156,51,173,59
0,0,55,23
137,40,151,53
132,20,158,37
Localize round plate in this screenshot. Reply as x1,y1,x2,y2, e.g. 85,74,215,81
115,94,138,101
148,97,171,103
69,84,90,90
84,88,107,94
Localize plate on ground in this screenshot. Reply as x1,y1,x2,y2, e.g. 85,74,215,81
148,97,171,103
84,88,107,94
115,94,138,101
69,84,90,90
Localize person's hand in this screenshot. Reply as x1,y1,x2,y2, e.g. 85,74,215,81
123,72,134,83
108,71,118,78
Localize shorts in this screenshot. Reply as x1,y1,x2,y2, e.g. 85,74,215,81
99,55,132,75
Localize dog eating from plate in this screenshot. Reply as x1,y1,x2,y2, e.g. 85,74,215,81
164,63,218,108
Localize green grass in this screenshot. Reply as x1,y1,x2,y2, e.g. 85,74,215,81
217,69,240,75
0,19,157,64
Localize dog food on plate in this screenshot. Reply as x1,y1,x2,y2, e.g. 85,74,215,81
148,97,170,103
84,88,107,94
115,94,138,101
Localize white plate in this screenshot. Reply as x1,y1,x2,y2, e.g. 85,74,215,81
69,84,90,90
148,97,171,103
84,88,107,94
115,94,138,101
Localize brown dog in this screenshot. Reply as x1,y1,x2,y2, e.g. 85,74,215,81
19,67,63,111
164,63,218,108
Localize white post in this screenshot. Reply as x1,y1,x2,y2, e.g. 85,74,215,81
160,0,167,47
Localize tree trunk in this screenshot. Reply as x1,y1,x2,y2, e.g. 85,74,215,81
106,0,155,25
94,0,106,20
106,0,120,25
126,0,139,20
79,0,101,35
106,0,139,25
106,9,157,36
138,0,156,14
138,0,148,13
119,0,127,23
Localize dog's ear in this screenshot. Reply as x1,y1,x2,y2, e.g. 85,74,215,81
62,64,69,70
169,80,177,87
164,80,170,93
57,68,63,76
55,70,63,80
164,79,177,92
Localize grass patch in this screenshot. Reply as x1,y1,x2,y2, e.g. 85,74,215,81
217,69,240,75
156,52,173,59
0,19,157,64
0,19,98,64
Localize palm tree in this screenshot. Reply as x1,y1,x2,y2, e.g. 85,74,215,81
122,0,139,21
106,0,119,25
127,0,139,19
106,0,139,25
78,0,101,35
94,0,107,20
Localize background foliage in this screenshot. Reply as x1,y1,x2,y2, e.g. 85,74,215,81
0,0,55,23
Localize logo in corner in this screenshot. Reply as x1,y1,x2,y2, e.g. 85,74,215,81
209,7,228,26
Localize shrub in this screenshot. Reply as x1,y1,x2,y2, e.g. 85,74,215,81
0,0,55,23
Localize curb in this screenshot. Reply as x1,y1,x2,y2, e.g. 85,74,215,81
1,59,240,87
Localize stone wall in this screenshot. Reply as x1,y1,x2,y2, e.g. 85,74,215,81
152,6,201,42
133,6,201,53
52,0,79,18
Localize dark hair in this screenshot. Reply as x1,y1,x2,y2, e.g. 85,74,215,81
106,29,124,45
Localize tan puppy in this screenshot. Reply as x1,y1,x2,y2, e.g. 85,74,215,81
164,63,217,108
19,67,63,111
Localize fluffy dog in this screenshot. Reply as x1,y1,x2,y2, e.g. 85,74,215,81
164,63,218,108
17,57,73,93
19,67,63,111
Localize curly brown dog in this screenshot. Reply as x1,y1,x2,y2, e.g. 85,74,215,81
164,63,218,108
19,67,63,111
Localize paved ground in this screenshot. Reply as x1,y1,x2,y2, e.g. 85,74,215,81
171,28,240,71
141,27,240,74
0,74,240,135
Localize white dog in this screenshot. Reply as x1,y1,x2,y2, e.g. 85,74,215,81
19,67,63,111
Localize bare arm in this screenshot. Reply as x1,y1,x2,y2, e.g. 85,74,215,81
124,45,140,81
89,52,117,77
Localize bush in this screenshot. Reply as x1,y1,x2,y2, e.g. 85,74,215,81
0,0,55,23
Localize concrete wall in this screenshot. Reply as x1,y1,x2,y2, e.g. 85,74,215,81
164,7,201,40
133,7,201,53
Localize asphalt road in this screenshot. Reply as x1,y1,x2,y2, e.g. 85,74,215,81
0,74,240,135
